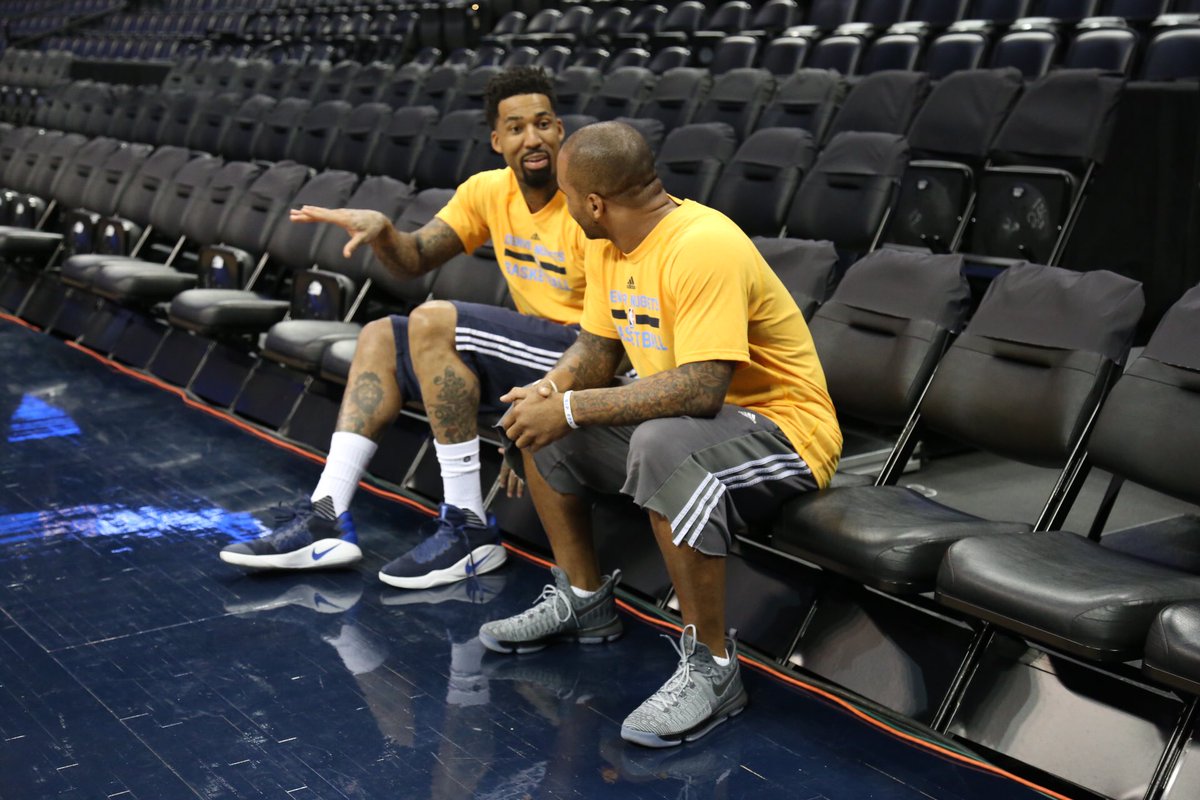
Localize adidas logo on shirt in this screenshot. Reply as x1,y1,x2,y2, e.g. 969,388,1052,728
626,276,636,290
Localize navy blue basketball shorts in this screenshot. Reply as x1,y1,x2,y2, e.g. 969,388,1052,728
391,301,579,416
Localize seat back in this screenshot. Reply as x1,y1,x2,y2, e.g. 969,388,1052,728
113,146,194,224
924,32,989,80
328,102,391,174
761,36,810,77
554,66,604,115
147,154,225,240
808,35,866,75
266,169,359,276
177,161,263,247
1140,27,1200,81
921,262,1141,465
711,35,760,75
216,161,313,258
990,30,1058,79
219,95,277,163
655,122,737,203
252,97,312,162
825,70,930,142
368,106,438,184
31,131,88,200
187,92,243,154
379,65,426,108
752,236,839,320
345,61,395,105
129,90,176,145
757,69,846,144
1087,285,1200,505
786,131,910,255
311,60,360,104
289,100,352,169
412,64,466,115
430,250,514,308
414,109,486,190
451,65,505,112
156,91,205,148
1064,28,1138,74
907,68,1022,161
79,142,154,220
691,67,775,141
582,66,656,120
50,136,122,210
639,67,712,134
710,127,816,237
811,250,969,426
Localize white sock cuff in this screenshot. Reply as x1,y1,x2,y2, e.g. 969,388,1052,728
434,437,481,462
329,431,378,470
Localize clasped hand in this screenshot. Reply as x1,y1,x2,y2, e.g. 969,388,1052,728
500,381,571,453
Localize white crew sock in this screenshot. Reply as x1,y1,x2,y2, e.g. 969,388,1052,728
435,437,485,523
312,431,378,516
571,585,596,599
712,652,731,667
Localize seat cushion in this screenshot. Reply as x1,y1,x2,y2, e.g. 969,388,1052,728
262,319,362,373
0,228,61,256
319,337,357,384
774,486,1032,593
60,254,140,289
1144,602,1200,695
938,531,1200,661
168,289,290,336
92,261,197,304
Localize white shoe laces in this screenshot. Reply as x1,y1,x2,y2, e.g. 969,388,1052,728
646,624,699,712
518,583,576,626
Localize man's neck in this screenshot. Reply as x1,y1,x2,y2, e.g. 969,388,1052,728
613,193,680,254
519,183,558,214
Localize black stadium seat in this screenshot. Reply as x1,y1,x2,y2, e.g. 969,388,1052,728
709,127,816,238
654,122,737,204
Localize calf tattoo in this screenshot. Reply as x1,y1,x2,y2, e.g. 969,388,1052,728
429,365,480,443
338,371,386,436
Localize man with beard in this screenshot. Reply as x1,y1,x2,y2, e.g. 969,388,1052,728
220,67,588,591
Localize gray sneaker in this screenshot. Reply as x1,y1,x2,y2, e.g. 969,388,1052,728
478,566,623,654
620,625,748,748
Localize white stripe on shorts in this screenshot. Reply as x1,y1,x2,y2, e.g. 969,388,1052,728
454,327,562,371
670,451,812,547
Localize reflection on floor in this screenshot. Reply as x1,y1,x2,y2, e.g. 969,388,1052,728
0,322,1047,799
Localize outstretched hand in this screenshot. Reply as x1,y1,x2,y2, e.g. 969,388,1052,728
290,206,389,259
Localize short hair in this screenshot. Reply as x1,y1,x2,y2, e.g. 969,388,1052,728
561,121,659,203
483,66,558,128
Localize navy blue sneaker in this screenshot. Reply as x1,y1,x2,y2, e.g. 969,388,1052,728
220,496,361,570
379,504,506,589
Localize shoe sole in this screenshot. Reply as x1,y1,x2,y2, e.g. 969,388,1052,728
378,543,507,589
619,689,749,749
219,539,363,570
477,620,624,654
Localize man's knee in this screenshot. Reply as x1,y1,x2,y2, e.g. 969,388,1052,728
628,417,682,457
408,300,458,349
352,318,398,369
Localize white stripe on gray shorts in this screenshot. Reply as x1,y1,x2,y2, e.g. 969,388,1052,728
671,452,812,546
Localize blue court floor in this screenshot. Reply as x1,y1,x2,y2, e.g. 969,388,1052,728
0,320,1054,800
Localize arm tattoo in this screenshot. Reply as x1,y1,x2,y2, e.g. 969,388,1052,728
572,361,734,427
372,219,464,279
550,331,624,390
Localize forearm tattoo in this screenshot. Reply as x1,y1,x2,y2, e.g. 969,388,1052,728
573,361,734,428
553,331,624,390
337,371,387,436
372,220,463,279
428,365,480,444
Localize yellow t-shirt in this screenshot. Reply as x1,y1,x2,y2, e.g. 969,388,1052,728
580,200,842,487
436,167,587,326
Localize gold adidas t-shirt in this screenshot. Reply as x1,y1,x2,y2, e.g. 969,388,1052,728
580,200,842,487
436,168,587,325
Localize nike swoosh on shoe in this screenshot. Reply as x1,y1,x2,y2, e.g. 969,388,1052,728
312,544,341,561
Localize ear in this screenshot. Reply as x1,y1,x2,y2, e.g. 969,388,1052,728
490,129,501,154
587,193,605,221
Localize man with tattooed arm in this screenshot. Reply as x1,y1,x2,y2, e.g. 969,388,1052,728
220,67,587,591
482,121,842,748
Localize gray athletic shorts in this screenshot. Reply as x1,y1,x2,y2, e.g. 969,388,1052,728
513,405,819,557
